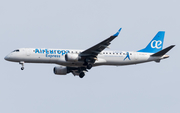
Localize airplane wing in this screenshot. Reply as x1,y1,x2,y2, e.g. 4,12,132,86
79,28,122,58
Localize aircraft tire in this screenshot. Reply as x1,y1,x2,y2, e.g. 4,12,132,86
87,64,92,70
79,72,85,78
21,67,24,70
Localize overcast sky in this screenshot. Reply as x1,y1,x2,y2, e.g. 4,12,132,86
0,0,180,113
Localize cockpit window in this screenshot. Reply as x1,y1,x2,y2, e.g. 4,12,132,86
12,49,20,52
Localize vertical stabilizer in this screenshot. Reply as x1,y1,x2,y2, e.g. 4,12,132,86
138,31,165,53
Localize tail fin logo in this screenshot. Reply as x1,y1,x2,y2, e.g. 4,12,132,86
151,40,162,49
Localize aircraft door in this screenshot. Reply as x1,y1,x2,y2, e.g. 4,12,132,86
26,49,31,56
134,52,138,60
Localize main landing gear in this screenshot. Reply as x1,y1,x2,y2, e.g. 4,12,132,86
78,63,92,78
84,58,93,70
79,72,85,78
87,63,92,70
78,68,86,78
78,58,93,78
19,61,24,70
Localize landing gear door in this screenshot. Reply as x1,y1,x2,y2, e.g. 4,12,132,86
72,70,80,76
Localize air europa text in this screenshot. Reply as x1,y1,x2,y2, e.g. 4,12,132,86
35,49,69,55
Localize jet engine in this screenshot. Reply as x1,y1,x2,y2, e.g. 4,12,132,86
65,54,80,62
53,66,70,75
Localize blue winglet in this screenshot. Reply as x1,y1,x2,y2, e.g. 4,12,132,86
113,28,122,37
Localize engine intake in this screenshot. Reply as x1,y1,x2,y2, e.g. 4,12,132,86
53,66,70,75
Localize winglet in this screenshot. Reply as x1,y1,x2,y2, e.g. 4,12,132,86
113,28,122,37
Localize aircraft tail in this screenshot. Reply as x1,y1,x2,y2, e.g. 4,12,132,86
138,31,165,53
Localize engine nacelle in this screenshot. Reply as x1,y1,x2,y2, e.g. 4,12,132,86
53,66,69,75
65,54,80,62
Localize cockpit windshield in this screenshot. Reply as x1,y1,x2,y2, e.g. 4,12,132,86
12,49,20,52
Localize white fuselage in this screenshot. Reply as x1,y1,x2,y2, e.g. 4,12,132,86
5,48,166,67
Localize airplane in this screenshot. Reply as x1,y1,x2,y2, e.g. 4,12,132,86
4,28,175,78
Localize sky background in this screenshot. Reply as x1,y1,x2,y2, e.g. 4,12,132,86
0,0,180,113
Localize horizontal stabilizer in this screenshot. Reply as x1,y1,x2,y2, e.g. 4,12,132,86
151,45,175,56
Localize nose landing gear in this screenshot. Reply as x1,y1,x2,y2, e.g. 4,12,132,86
19,61,24,70
21,67,24,70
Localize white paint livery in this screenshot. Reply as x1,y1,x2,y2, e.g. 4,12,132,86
4,28,175,78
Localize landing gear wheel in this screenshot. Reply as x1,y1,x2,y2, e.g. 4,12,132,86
87,64,92,70
21,67,24,70
79,72,85,78
19,61,25,70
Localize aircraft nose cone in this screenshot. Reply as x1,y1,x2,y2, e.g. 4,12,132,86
4,56,8,60
4,55,9,61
